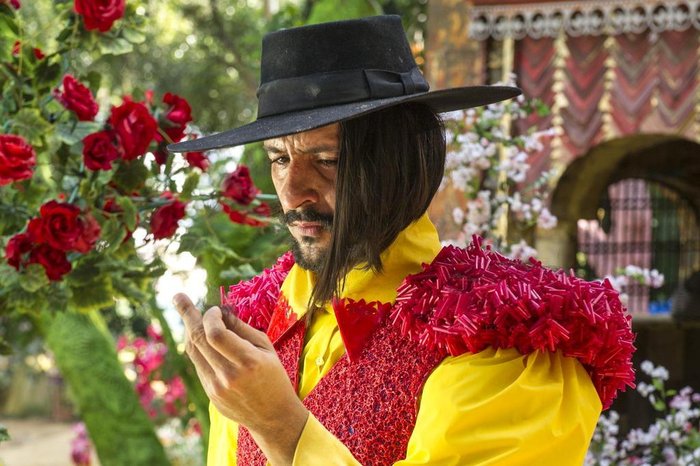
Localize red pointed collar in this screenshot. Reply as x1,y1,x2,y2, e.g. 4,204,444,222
266,294,390,362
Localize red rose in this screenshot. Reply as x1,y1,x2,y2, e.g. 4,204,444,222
0,134,36,185
253,203,271,217
33,201,100,253
108,99,157,160
222,204,267,227
11,41,44,59
73,214,101,253
5,233,33,269
29,244,71,281
160,93,192,143
82,130,121,170
221,166,259,205
74,0,125,32
33,201,82,251
55,75,99,121
185,151,209,171
2,0,21,9
150,197,187,239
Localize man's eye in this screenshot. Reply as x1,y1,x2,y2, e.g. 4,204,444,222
269,156,289,165
318,159,338,167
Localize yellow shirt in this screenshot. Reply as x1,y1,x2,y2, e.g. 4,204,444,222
208,215,602,465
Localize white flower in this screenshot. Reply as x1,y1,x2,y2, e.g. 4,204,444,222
640,360,655,375
651,366,670,381
648,269,665,288
637,381,655,397
452,207,465,225
442,110,465,121
618,292,629,306
537,208,558,229
507,240,538,261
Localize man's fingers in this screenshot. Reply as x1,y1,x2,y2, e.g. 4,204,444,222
202,307,261,363
174,294,239,376
185,340,217,384
221,310,273,351
173,293,202,333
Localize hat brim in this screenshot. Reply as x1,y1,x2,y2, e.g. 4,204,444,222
168,85,521,153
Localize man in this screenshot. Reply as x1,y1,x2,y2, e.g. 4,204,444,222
169,15,635,465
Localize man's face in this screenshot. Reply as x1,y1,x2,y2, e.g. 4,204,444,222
264,123,339,272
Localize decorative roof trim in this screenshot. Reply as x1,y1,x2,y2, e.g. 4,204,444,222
469,0,700,40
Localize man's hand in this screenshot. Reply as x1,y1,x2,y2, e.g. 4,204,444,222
173,293,308,466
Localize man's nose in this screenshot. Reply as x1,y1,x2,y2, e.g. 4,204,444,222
279,161,320,210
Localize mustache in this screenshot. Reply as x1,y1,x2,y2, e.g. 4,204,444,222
282,209,334,228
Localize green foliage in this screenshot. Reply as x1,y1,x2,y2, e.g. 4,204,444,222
46,311,170,465
0,423,9,443
306,0,379,24
179,209,288,304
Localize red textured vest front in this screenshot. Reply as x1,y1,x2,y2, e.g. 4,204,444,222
236,308,443,466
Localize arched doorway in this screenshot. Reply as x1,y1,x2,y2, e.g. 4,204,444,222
544,135,700,315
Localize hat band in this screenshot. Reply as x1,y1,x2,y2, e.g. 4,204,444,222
256,67,429,118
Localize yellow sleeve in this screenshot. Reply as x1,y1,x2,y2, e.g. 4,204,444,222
207,402,239,466
396,347,602,466
293,413,361,465
292,347,601,466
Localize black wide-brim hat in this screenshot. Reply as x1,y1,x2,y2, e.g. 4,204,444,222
168,15,520,153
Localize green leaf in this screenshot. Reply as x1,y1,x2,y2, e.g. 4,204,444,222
85,71,102,92
112,160,149,192
56,25,73,42
0,3,15,17
10,108,52,146
97,35,133,56
653,399,666,412
18,263,50,292
67,256,102,284
56,121,102,146
221,263,258,282
180,172,200,200
652,378,665,392
0,423,10,443
117,196,138,231
35,61,62,90
122,28,146,44
69,275,113,312
0,12,18,36
99,217,127,253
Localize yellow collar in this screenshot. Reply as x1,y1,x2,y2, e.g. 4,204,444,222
280,213,442,320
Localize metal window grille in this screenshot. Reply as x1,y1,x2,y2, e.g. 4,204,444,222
576,178,700,315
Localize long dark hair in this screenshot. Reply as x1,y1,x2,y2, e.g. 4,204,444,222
309,103,446,309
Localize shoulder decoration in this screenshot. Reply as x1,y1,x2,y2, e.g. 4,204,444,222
221,252,295,332
390,236,636,409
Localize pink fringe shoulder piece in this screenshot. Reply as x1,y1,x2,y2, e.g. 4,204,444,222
220,252,295,332
390,236,636,410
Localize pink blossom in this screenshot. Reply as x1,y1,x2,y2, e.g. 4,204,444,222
70,422,92,466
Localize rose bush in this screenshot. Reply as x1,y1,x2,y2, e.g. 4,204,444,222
0,2,274,464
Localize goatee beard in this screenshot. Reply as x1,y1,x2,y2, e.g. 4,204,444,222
282,209,333,273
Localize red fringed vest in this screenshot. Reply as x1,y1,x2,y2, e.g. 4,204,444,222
223,239,636,466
